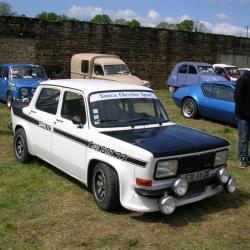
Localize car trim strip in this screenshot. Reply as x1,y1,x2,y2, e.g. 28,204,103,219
13,106,148,168
54,128,89,146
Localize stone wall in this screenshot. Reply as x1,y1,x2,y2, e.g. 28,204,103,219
0,16,249,87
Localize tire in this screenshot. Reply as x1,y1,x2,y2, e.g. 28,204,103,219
182,98,198,119
92,162,120,211
13,128,31,163
169,86,176,93
7,92,13,109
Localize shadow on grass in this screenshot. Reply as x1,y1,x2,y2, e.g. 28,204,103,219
31,158,250,223
130,189,250,226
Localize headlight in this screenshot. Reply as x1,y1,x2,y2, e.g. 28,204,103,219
155,160,178,179
21,88,28,97
173,178,188,196
9,82,16,91
214,150,228,167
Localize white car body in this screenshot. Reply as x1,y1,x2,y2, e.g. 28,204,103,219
11,79,236,215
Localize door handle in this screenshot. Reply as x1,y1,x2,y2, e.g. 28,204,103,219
30,110,36,114
56,119,63,123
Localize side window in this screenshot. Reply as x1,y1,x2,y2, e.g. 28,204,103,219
210,84,234,102
215,67,224,74
36,88,60,115
81,60,89,73
0,66,3,78
61,91,86,123
188,66,197,74
94,65,104,76
201,83,211,97
3,67,9,78
178,65,188,74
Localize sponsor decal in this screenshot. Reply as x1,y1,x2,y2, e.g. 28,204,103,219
38,121,52,131
90,91,157,102
88,141,128,161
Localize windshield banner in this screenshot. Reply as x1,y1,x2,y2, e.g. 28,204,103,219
90,91,157,102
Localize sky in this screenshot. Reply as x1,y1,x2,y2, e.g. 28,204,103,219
4,0,250,37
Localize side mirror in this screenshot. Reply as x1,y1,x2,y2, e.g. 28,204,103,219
72,115,83,128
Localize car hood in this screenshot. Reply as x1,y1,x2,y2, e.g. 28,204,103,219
105,74,145,85
200,74,227,82
102,125,229,158
10,78,46,88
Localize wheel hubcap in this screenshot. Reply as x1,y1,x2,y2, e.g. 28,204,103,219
183,101,194,117
94,169,106,202
15,135,24,158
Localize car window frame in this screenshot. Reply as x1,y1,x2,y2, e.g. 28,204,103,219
210,84,235,102
59,89,87,125
35,86,61,115
178,64,188,74
201,82,212,97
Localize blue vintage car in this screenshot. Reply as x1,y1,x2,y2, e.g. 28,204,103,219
172,81,236,124
0,64,48,108
167,62,227,93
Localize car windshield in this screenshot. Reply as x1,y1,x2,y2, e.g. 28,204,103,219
104,64,130,75
225,67,240,75
197,66,215,74
10,66,47,79
89,91,169,128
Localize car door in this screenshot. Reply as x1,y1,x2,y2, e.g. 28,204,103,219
197,82,212,116
0,67,9,100
177,64,188,86
203,84,235,123
52,89,88,181
28,86,61,162
186,65,199,85
0,66,4,99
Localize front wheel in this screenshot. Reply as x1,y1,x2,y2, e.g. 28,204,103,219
7,92,13,109
13,128,31,163
182,98,198,119
92,162,120,211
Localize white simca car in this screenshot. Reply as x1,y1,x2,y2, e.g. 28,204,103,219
11,79,236,215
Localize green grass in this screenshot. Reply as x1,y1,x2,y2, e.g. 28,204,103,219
0,91,250,250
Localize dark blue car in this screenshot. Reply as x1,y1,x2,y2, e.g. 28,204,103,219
172,81,236,124
0,64,48,108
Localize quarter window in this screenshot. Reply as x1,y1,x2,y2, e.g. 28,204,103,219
61,91,86,123
210,84,234,102
188,66,197,74
0,66,3,78
36,88,60,114
178,65,188,74
81,60,89,73
201,83,211,97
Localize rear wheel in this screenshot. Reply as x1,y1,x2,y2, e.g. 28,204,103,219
92,162,120,211
13,128,31,163
182,98,198,119
7,92,13,109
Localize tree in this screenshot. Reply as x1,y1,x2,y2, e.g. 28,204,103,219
193,21,207,33
36,12,78,21
127,19,140,28
0,1,16,16
176,20,194,32
90,14,112,24
114,18,128,25
156,22,176,30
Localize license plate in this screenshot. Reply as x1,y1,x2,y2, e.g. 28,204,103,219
182,169,210,183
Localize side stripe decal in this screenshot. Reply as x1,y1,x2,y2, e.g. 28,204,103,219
13,107,148,168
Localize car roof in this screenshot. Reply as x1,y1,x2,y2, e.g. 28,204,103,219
175,62,212,67
40,79,150,95
213,63,236,68
0,63,41,67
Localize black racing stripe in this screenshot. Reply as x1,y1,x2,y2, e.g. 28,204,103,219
12,106,39,125
54,128,89,146
126,156,147,167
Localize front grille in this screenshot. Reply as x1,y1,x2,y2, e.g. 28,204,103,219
177,152,215,175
